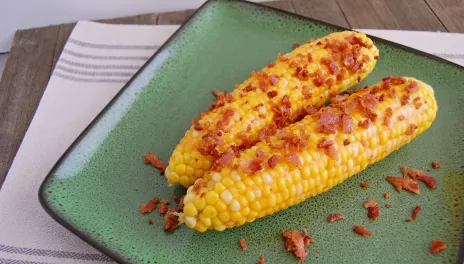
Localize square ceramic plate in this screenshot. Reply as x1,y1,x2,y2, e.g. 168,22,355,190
39,0,464,263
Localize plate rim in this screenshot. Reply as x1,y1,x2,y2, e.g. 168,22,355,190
38,0,464,263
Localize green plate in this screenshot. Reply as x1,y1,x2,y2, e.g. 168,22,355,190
39,0,464,263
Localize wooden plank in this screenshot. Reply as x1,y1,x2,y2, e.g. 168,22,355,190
157,9,195,25
0,27,60,187
337,0,447,31
425,0,464,32
52,24,75,67
262,0,295,13
292,0,350,28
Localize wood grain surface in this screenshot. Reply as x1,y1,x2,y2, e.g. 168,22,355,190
0,0,462,187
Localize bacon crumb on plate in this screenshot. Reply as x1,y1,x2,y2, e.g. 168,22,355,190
432,161,440,169
384,193,391,199
148,219,153,224
400,166,437,189
328,213,345,223
139,197,160,214
360,180,369,189
368,206,380,220
158,200,170,214
385,203,392,208
412,206,421,220
239,238,247,251
282,229,313,261
363,200,378,208
430,240,447,254
163,208,180,232
144,152,167,175
386,176,420,194
257,256,265,264
353,225,372,237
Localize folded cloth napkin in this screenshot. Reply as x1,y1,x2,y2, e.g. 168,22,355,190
0,20,462,264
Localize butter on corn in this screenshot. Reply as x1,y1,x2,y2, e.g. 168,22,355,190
166,31,379,187
179,77,438,232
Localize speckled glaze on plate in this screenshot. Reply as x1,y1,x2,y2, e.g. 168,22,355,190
39,0,464,263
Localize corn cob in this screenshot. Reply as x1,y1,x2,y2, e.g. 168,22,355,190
179,77,438,231
166,31,379,187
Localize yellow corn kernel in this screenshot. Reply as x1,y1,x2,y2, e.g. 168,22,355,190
193,198,206,211
203,206,217,218
205,191,219,205
184,203,198,217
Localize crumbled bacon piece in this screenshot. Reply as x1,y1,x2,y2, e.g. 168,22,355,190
330,94,349,104
215,147,236,167
385,203,392,208
386,176,420,194
412,206,421,220
358,119,371,129
312,70,326,86
287,152,302,168
302,85,312,99
430,240,447,254
413,97,422,109
384,107,393,127
148,219,153,224
278,53,288,61
272,96,292,128
317,138,334,148
341,114,353,134
303,105,318,115
240,158,264,174
172,195,178,202
336,69,346,81
257,256,265,264
406,218,412,222
398,115,405,121
243,84,256,92
360,180,369,189
432,161,440,169
401,94,410,106
259,79,268,92
405,123,418,136
192,118,203,131
368,206,380,220
294,42,301,48
390,76,407,85
328,213,345,223
374,55,379,60
140,197,159,214
353,225,372,237
163,208,180,232
384,192,391,199
268,155,282,168
269,75,279,85
378,94,385,102
400,166,437,189
158,200,170,214
327,145,339,161
267,61,276,68
317,108,340,134
406,81,419,93
144,152,167,175
359,94,378,121
364,200,377,208
267,90,278,98
343,139,350,145
282,229,313,261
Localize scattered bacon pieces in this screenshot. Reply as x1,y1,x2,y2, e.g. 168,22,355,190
413,97,423,109
390,76,407,85
401,94,410,106
400,166,437,189
282,229,313,261
144,152,167,175
267,90,278,98
412,206,421,220
303,105,318,115
353,225,372,237
278,53,288,61
215,147,236,167
240,158,264,174
360,180,369,189
432,161,440,169
317,108,340,134
406,81,419,93
148,219,154,224
287,152,302,168
269,75,279,85
406,218,412,222
384,193,391,199
430,240,447,254
384,107,393,127
330,94,349,104
385,203,392,208
239,238,247,251
267,61,276,68
386,176,420,194
341,114,353,133
163,208,180,232
139,197,160,214
294,42,301,48
405,123,418,136
374,55,379,60
257,256,265,264
368,206,380,220
158,200,170,214
343,139,350,145
267,155,282,169
327,145,339,161
328,213,345,223
358,119,371,129
363,200,378,208
398,115,405,121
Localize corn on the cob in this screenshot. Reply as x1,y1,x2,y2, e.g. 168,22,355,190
166,31,379,187
179,77,438,231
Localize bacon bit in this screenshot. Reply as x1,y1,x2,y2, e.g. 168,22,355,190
144,152,167,174
244,84,256,92
359,94,378,121
384,192,391,199
358,119,371,129
368,206,380,220
278,53,288,61
412,205,421,220
148,219,153,224
267,61,276,68
432,161,440,169
353,225,372,237
413,97,422,109
192,179,208,193
282,229,313,261
364,200,377,208
237,238,248,251
386,176,420,194
341,114,353,134
269,75,279,85
259,79,268,92
215,147,235,167
257,256,265,264
317,108,340,134
192,118,203,131
140,197,159,214
343,139,350,145
226,93,233,102
331,94,349,104
328,213,345,223
239,159,264,174
158,200,170,214
287,152,302,168
317,138,334,148
390,77,407,85
306,38,315,43
405,123,418,136
406,218,412,222
385,203,392,208
268,155,282,168
294,42,301,48
401,94,410,106
406,81,419,93
336,69,346,81
374,55,379,60
312,70,326,86
384,107,393,127
348,62,362,74
327,145,339,161
398,115,405,121
430,240,447,254
400,166,437,188
357,76,361,83
302,105,317,116
172,195,178,202
163,208,180,232
267,90,278,98
302,86,312,99
346,35,368,48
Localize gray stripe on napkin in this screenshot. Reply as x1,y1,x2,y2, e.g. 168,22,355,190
68,38,159,50
59,58,140,70
0,245,112,262
53,72,128,83
0,258,51,264
63,49,150,61
55,65,135,77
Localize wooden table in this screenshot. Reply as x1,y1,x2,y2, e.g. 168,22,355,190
0,0,463,187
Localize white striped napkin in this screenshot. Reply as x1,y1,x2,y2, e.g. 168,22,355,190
0,20,462,264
